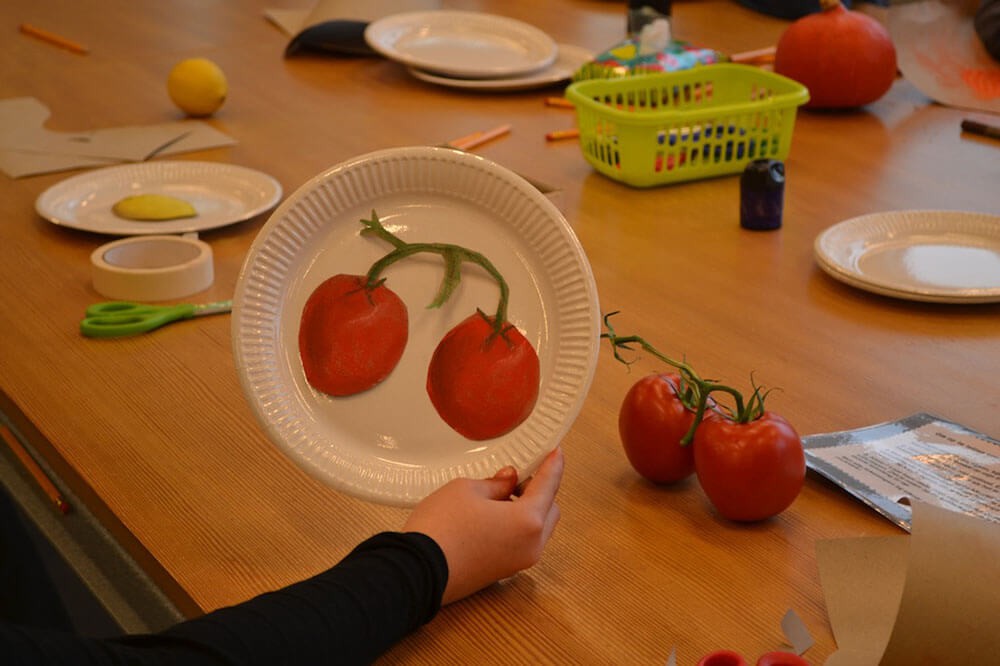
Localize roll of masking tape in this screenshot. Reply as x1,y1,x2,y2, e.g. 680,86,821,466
91,235,214,301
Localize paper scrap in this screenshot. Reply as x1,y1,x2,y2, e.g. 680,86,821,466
0,97,236,178
818,501,1000,665
816,536,907,665
780,608,814,656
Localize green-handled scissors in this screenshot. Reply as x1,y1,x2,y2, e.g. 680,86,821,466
81,300,232,338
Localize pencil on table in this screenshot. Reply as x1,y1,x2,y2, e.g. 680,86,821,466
545,97,575,109
446,130,483,149
730,46,776,65
546,127,580,142
961,119,1000,141
0,425,70,515
449,124,512,151
19,23,89,55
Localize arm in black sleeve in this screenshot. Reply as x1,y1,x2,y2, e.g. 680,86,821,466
0,532,449,666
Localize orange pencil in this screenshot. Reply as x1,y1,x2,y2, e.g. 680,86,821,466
19,23,89,55
546,127,580,142
545,96,575,109
446,130,484,149
451,124,511,151
730,46,776,65
1,425,70,514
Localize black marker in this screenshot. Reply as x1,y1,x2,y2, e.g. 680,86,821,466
961,119,1000,141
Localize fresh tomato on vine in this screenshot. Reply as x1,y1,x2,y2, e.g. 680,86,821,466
693,409,805,522
602,312,806,522
618,373,700,484
427,311,540,441
299,273,408,396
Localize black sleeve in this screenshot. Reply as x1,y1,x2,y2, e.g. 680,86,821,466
0,532,448,666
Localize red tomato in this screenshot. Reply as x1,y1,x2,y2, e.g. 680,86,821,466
426,312,539,440
618,373,698,484
693,411,805,522
299,274,408,396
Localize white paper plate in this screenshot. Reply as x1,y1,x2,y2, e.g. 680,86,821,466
408,44,591,92
232,146,600,506
35,161,283,236
814,210,1000,303
364,10,557,79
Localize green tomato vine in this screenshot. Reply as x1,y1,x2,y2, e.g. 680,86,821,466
601,311,769,444
359,210,510,336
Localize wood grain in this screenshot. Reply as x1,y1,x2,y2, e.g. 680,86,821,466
1,0,998,663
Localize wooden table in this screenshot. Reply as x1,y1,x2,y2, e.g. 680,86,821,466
1,0,998,662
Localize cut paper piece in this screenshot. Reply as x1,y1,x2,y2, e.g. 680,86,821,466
780,608,814,656
817,501,1000,665
266,0,439,55
817,536,907,666
0,97,236,178
889,0,1000,113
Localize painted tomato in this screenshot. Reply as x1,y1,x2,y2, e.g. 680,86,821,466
693,411,806,522
426,311,540,440
618,373,699,484
298,274,408,396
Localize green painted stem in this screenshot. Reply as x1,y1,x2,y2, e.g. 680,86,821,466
360,211,510,332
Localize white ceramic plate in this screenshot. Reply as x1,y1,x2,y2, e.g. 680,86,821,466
232,146,600,506
814,210,1000,303
35,161,283,236
364,10,557,79
408,44,591,92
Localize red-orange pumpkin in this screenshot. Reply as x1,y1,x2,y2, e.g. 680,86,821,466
774,0,897,109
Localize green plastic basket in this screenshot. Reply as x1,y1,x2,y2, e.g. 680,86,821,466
565,64,809,188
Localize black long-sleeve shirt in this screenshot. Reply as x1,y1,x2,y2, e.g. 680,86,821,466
1,532,448,666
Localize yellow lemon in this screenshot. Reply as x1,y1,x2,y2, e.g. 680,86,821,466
112,194,197,221
167,57,228,117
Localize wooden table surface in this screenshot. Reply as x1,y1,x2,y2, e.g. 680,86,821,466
2,1,998,663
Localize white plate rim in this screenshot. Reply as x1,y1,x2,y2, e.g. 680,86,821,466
231,146,601,506
35,161,283,236
407,43,592,92
813,209,1000,303
364,10,557,79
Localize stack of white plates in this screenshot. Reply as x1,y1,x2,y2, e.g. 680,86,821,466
364,11,590,92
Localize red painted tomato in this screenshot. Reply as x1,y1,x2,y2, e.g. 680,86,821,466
426,311,540,440
299,274,408,396
693,411,805,522
618,373,698,484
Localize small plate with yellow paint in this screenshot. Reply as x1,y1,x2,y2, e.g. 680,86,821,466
36,161,282,236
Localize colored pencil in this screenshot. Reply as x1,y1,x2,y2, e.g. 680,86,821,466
449,124,511,151
545,97,575,109
1,425,70,515
961,119,1000,142
19,23,89,55
546,127,580,142
731,46,776,65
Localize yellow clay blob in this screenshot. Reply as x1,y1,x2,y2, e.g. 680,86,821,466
112,194,197,221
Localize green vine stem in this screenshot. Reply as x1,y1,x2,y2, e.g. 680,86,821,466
601,312,766,444
359,210,510,334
